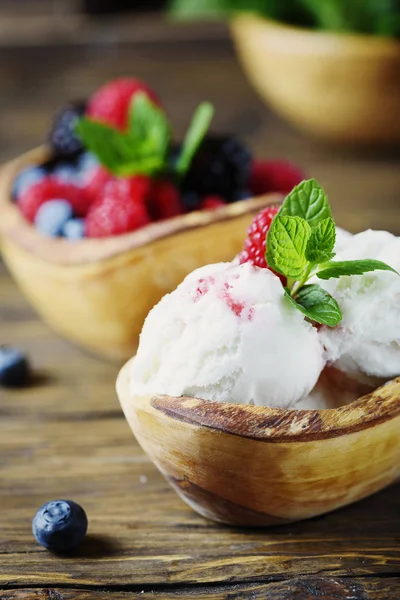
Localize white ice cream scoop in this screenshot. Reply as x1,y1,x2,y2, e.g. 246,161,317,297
131,262,325,408
318,229,400,383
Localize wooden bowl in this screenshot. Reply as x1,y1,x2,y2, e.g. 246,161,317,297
117,359,400,526
231,15,400,144
0,147,279,361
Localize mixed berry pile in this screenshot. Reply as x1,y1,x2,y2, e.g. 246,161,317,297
13,78,305,239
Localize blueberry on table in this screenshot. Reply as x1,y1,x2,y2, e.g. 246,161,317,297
49,100,86,158
0,346,30,387
34,200,73,237
32,500,88,553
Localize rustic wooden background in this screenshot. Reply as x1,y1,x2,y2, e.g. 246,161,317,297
0,14,399,600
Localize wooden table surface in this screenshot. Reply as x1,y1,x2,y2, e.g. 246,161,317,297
0,22,399,599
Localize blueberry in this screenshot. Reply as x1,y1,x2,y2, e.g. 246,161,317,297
53,163,77,184
49,101,86,158
0,346,30,387
78,152,99,176
181,190,200,212
233,189,252,202
62,218,85,240
32,500,88,553
34,200,73,237
12,166,46,200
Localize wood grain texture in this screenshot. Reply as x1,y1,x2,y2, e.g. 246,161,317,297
2,577,400,599
0,22,399,599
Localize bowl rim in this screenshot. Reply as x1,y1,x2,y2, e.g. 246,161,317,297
118,359,400,443
231,13,400,51
0,146,281,267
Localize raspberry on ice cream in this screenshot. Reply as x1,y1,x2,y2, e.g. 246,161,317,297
130,262,325,408
239,205,280,270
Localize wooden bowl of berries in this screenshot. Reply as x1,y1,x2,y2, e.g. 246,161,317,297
0,78,304,361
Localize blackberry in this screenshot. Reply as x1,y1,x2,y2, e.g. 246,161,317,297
182,136,252,202
49,101,87,158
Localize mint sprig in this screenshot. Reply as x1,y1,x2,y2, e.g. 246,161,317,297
284,285,342,327
75,93,214,178
279,178,332,228
266,179,399,327
316,259,397,280
266,215,311,278
175,102,214,176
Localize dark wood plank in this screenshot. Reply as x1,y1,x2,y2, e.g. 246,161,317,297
1,577,400,599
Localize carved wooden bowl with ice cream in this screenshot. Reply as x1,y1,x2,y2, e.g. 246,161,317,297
117,180,400,526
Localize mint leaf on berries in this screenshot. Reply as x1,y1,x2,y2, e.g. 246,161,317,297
279,178,332,228
316,259,398,280
76,94,214,179
175,102,214,176
285,285,342,327
266,215,311,278
127,93,170,165
76,94,169,177
305,217,336,264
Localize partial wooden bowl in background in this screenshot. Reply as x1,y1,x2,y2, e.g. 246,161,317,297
0,147,279,361
231,15,400,144
117,359,400,526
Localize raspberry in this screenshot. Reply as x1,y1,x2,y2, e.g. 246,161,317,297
18,177,85,222
86,78,160,131
239,205,285,283
249,160,305,196
85,177,151,238
148,181,182,221
200,196,226,210
82,166,113,205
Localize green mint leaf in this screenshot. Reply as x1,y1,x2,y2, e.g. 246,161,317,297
279,179,332,228
75,117,165,176
75,118,132,174
75,93,170,176
285,284,342,327
317,259,398,280
175,102,214,176
266,215,311,278
305,217,336,264
128,92,170,168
